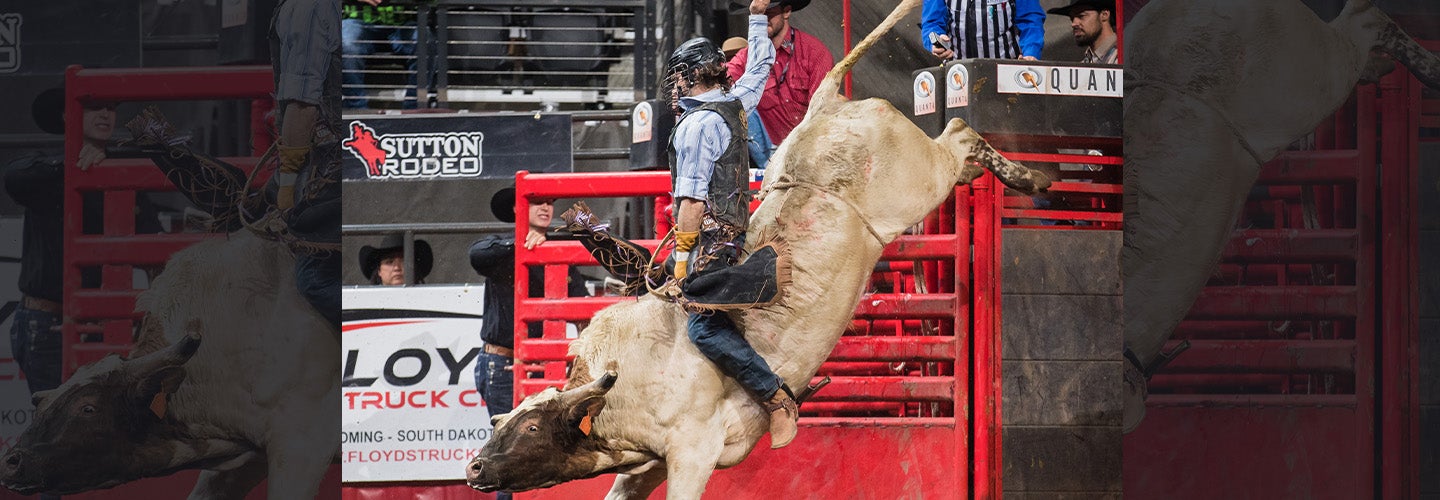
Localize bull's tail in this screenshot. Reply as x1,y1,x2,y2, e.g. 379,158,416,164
809,0,924,113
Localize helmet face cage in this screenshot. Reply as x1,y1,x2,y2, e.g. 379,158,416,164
662,38,728,114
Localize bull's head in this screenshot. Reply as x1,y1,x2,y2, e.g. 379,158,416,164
466,371,618,493
0,333,200,495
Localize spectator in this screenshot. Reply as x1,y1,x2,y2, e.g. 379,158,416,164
342,0,424,109
722,36,777,169
359,233,433,285
469,188,588,498
4,89,117,500
726,0,835,152
1048,0,1118,64
921,0,1045,61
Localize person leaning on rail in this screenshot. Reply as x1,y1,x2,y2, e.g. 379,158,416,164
468,188,589,500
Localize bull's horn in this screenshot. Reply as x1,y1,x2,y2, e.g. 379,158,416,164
1378,15,1440,90
971,140,1052,195
559,370,617,406
127,331,202,375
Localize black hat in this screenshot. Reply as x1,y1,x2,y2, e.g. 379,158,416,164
1047,0,1115,16
31,87,65,136
490,187,517,223
359,233,433,283
731,0,810,14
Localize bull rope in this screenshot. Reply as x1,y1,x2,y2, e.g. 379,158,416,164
235,144,341,255
763,175,887,246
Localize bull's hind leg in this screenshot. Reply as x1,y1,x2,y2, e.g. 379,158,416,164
603,463,667,500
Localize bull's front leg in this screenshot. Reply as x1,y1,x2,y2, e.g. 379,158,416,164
188,452,267,499
604,462,668,500
661,437,725,500
265,388,341,498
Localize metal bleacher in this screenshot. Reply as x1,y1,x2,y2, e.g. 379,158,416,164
343,0,656,109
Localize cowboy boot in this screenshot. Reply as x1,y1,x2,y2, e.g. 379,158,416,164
762,384,799,449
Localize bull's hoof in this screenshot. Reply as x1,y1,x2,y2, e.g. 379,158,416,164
1122,358,1147,434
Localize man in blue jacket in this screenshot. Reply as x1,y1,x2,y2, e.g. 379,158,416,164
921,0,1045,61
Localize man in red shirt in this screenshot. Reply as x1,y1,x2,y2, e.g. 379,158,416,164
726,0,834,149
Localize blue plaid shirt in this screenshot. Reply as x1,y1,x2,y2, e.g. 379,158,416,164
273,0,341,105
672,14,774,201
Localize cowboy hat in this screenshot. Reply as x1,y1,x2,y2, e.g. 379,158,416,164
730,0,810,14
359,233,433,283
721,37,748,59
1046,0,1115,16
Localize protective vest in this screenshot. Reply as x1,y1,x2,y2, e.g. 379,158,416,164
668,99,752,232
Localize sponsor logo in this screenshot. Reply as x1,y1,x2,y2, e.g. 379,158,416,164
632,101,653,144
0,14,21,73
997,64,1122,98
913,71,937,116
945,64,969,108
1014,67,1043,89
342,120,484,180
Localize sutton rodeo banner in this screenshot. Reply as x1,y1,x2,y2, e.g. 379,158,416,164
339,113,573,182
341,286,495,482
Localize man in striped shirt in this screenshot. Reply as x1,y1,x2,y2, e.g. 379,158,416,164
664,0,802,449
921,0,1046,61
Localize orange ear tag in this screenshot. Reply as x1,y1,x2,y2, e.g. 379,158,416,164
579,415,593,436
149,393,167,419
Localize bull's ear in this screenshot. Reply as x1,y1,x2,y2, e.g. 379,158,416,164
136,365,186,419
566,396,607,435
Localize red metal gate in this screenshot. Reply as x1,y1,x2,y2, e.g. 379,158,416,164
60,65,275,378
1123,67,1422,499
50,65,347,499
499,169,1005,498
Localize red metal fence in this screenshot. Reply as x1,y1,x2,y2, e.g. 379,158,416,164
1123,66,1422,499
60,65,275,378
504,169,1005,498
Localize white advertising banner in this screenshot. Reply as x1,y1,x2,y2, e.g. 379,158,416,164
0,218,37,458
995,64,1122,98
341,285,494,482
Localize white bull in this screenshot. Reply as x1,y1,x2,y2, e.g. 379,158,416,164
0,232,339,498
463,0,1051,498
1122,0,1440,431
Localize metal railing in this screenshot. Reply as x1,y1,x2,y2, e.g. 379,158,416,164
342,0,656,109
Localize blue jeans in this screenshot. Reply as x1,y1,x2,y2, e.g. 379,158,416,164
473,350,515,417
10,307,65,497
687,312,781,400
295,251,340,328
745,108,774,169
473,350,515,500
10,306,61,396
342,18,418,109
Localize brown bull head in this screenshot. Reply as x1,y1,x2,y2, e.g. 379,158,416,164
0,331,200,495
466,371,617,493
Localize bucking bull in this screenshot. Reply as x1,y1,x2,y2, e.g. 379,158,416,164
463,0,1050,497
1122,0,1440,431
0,233,339,498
